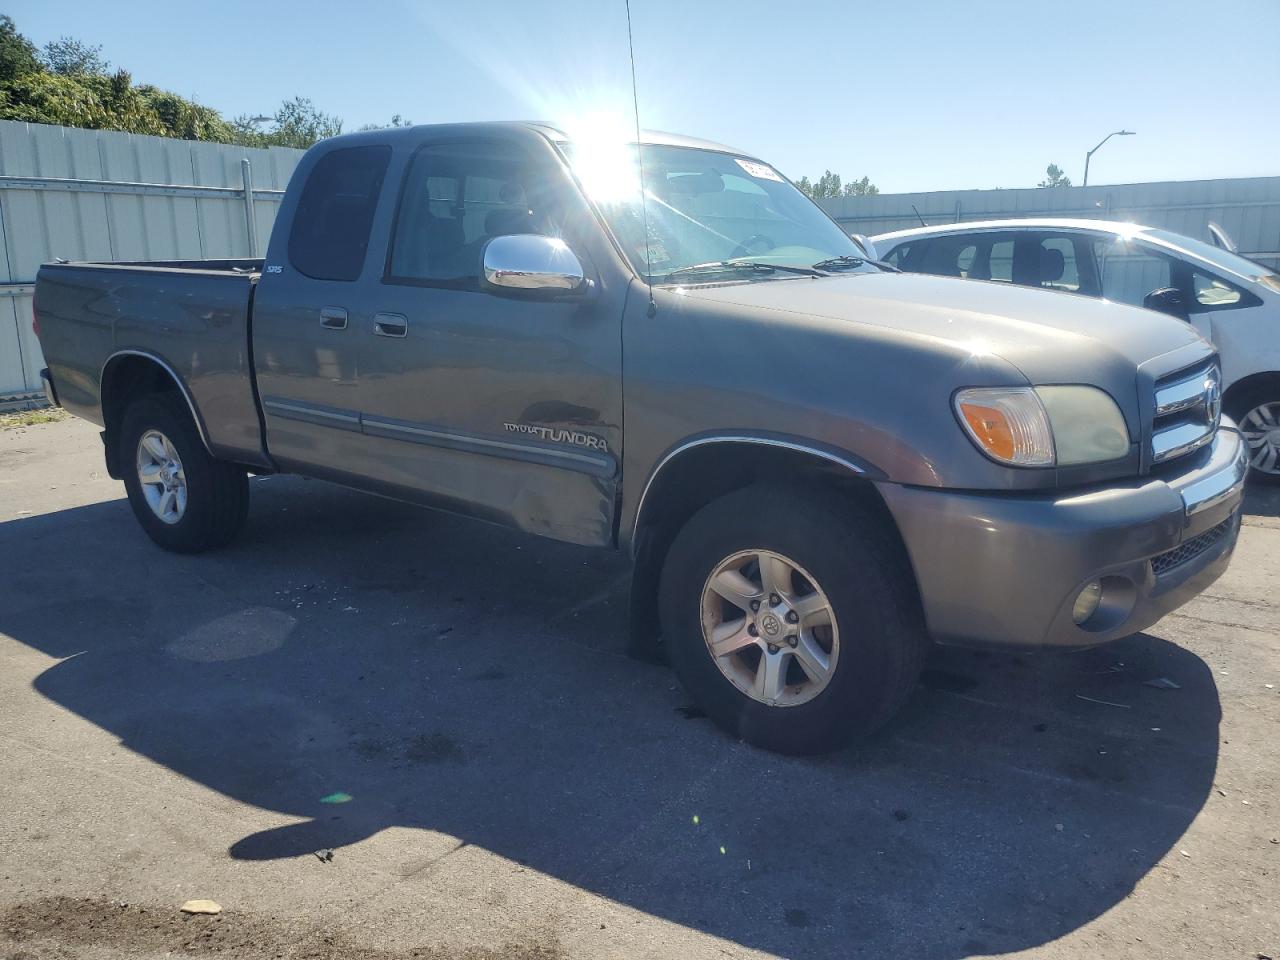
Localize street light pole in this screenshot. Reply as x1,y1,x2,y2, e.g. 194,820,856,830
1083,130,1135,187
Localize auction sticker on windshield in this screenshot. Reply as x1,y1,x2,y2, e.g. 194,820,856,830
735,158,783,182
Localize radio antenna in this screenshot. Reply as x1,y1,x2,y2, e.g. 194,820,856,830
624,0,656,317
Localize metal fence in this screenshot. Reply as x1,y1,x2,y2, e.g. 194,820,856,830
0,120,304,404
818,176,1280,271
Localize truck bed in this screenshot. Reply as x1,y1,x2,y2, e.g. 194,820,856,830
35,259,271,469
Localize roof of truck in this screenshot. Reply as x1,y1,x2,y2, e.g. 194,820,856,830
328,120,751,159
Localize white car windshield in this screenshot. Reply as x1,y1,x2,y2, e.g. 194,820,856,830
563,142,872,283
1144,229,1278,283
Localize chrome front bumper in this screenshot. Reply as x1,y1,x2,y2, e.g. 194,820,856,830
879,424,1248,649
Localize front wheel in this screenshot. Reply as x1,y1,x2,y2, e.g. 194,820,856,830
658,485,926,754
119,394,249,552
1227,382,1280,484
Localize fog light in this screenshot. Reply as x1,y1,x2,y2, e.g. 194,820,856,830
1072,581,1103,625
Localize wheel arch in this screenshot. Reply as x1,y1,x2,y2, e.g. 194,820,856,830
625,435,910,659
100,350,212,478
1223,369,1280,414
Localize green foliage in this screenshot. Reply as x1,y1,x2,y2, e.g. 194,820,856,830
137,85,237,142
41,36,110,75
230,97,343,149
0,15,39,82
0,16,351,149
358,114,413,132
795,170,879,199
1038,163,1072,188
0,70,165,134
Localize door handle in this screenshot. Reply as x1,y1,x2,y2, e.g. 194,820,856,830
320,306,348,330
373,312,409,338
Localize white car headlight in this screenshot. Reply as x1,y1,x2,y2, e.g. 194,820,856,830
954,385,1129,467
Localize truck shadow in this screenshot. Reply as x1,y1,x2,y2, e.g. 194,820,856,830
1,476,1221,960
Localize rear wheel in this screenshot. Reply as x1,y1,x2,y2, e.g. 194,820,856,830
658,485,926,754
1227,381,1280,484
119,394,249,552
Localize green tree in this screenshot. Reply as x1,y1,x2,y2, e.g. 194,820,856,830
842,175,879,197
795,170,879,199
358,114,413,131
41,36,110,75
138,86,236,142
0,15,40,82
0,70,165,134
232,97,342,149
1038,163,1072,188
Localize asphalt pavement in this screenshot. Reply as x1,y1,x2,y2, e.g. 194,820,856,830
1,417,1277,959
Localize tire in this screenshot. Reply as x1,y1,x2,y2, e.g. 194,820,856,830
119,393,249,552
1226,380,1280,484
658,484,926,755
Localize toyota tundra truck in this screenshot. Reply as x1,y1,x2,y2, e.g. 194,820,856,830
33,122,1248,754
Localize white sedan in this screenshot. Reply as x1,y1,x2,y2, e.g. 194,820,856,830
871,219,1280,481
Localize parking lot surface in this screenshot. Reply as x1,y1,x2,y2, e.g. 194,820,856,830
1,417,1277,960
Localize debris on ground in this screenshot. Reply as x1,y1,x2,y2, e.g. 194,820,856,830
179,900,222,915
1075,694,1130,708
315,849,334,863
1143,677,1181,690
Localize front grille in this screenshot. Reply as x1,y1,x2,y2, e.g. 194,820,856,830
1150,514,1235,577
1151,359,1221,466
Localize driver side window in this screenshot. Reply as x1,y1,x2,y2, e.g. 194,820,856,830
387,140,559,288
1094,238,1173,307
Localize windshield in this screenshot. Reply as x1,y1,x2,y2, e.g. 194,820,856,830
562,142,872,283
1143,228,1278,283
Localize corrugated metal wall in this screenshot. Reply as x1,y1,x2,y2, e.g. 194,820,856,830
0,120,304,401
819,177,1280,271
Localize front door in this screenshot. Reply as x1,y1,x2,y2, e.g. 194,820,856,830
355,136,624,546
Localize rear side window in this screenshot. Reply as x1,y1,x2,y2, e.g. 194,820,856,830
289,145,391,281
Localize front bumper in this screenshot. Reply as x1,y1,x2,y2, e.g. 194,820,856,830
879,424,1247,649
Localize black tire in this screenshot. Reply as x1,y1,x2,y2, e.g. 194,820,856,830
1225,379,1280,485
119,393,249,552
658,484,926,755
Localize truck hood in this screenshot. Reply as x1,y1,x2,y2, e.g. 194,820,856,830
679,271,1211,385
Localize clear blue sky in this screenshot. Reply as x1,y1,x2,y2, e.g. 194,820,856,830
9,0,1279,193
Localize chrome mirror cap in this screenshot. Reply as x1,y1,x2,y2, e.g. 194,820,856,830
482,234,587,293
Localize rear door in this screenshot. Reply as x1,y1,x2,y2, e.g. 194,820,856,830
252,143,393,472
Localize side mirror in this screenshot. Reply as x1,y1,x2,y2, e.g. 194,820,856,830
1142,286,1188,320
849,233,878,260
481,234,589,295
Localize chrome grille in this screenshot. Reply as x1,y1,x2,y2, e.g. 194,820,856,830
1152,360,1221,465
1150,514,1235,577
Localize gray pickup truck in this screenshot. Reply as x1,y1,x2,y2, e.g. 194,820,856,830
34,122,1247,753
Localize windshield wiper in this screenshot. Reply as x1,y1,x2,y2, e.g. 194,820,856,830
660,260,826,284
811,255,901,273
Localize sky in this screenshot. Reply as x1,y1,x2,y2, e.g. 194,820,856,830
9,0,1279,194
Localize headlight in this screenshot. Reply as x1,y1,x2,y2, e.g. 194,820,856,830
954,386,1129,467
1035,385,1130,465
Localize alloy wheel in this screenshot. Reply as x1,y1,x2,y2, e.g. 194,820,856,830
699,549,839,707
136,429,188,524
